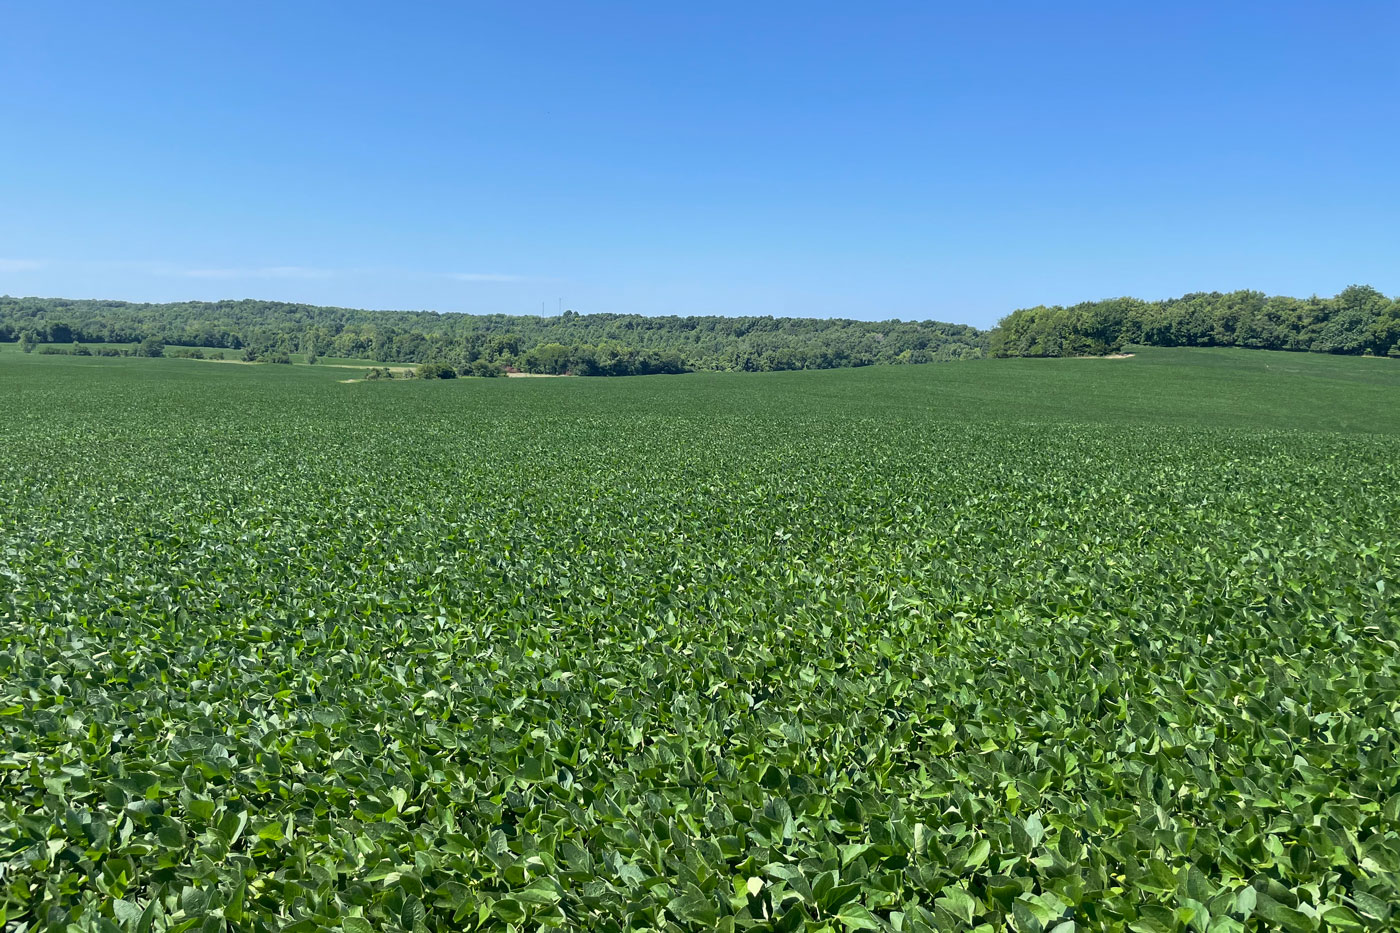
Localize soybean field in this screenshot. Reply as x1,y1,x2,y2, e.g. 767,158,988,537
2,347,1399,933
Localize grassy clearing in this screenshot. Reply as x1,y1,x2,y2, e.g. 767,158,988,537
0,341,400,368
2,347,1398,931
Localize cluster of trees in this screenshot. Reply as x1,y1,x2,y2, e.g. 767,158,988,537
990,285,1400,358
0,296,987,375
29,336,175,358
37,343,118,357
416,360,507,379
517,342,685,376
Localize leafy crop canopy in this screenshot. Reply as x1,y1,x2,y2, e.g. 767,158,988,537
1,353,1398,931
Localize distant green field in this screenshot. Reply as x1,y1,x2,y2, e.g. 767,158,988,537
0,341,393,368
2,348,1398,931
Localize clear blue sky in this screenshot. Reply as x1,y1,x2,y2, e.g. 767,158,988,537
2,2,1396,327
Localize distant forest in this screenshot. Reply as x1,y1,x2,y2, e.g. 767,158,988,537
0,297,985,375
1,286,1396,375
991,285,1400,359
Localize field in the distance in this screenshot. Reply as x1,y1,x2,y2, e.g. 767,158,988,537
2,348,1398,932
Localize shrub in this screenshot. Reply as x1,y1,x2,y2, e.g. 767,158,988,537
467,360,507,378
416,361,457,379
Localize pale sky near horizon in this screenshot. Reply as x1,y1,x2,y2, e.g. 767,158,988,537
2,2,1397,327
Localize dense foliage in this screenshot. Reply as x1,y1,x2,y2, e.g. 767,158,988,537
0,297,987,375
3,349,1399,932
7,285,1396,373
990,286,1400,358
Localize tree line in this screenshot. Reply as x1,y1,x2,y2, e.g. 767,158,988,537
4,286,1396,374
989,285,1400,359
0,297,986,375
